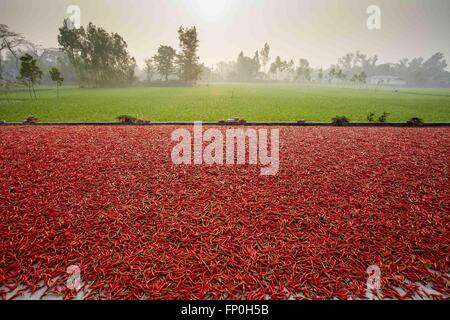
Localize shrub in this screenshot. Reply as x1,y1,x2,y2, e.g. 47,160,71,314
23,116,38,124
367,112,375,122
331,116,350,126
135,119,151,124
378,112,390,123
116,115,150,124
117,115,138,124
406,117,424,127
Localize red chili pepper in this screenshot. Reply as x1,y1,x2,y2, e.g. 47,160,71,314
0,126,448,300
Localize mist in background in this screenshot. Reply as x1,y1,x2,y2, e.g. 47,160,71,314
1,0,449,68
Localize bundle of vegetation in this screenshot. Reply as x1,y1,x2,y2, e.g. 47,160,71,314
23,116,38,124
378,112,390,123
332,116,350,126
406,117,424,127
367,112,375,122
117,115,137,123
116,115,150,124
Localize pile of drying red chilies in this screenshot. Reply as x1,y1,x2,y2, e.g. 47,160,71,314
0,126,448,300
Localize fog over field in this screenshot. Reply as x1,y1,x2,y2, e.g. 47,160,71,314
1,0,449,68
1,0,449,88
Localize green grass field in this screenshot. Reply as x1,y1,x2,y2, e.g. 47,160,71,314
1,83,449,122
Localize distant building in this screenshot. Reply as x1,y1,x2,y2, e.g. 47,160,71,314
369,75,406,86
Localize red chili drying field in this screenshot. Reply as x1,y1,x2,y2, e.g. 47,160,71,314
0,126,449,300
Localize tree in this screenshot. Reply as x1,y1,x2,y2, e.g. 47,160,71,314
58,20,136,87
328,68,336,83
260,43,270,74
336,69,347,86
318,68,324,83
268,56,298,81
338,52,355,73
358,72,367,86
236,51,260,81
403,52,450,87
286,59,295,73
18,53,42,99
350,73,358,87
297,59,312,82
269,56,282,75
0,24,27,79
49,67,64,98
153,45,176,81
144,58,156,82
177,26,202,83
253,51,261,76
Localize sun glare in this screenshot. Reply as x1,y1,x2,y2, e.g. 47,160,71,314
188,0,229,20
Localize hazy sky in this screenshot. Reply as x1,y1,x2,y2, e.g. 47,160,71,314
1,0,449,68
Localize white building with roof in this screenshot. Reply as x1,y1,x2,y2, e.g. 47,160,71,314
369,75,406,86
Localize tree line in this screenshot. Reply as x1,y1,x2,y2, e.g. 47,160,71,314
2,22,450,92
207,45,450,88
1,21,203,95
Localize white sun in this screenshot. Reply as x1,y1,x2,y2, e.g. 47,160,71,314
189,0,229,20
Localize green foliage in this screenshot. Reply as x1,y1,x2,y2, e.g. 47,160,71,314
235,51,261,81
259,43,270,73
144,58,156,82
336,69,347,83
49,67,64,84
395,53,449,87
328,68,336,82
297,59,312,82
117,115,137,123
49,67,64,98
318,68,324,82
116,115,149,124
177,26,202,82
378,112,390,123
269,56,294,76
358,72,367,84
153,45,177,81
58,20,136,87
367,112,375,122
332,116,350,126
349,72,367,86
18,54,43,99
